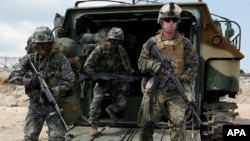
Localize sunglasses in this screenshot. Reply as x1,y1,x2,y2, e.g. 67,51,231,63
35,43,53,50
163,18,178,23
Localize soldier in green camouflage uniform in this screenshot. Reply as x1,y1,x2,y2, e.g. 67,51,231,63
54,37,83,125
137,3,198,141
8,26,75,141
79,27,110,72
84,27,134,136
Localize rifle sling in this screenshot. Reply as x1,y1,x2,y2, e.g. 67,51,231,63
149,75,159,117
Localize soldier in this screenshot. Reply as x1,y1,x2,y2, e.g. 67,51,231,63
54,37,83,125
79,27,110,71
84,27,134,136
54,37,82,75
25,36,35,54
137,3,198,141
8,26,75,141
79,33,96,70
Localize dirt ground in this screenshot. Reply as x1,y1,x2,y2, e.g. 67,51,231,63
0,68,250,141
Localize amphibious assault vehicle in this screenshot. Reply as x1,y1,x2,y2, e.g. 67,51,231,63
53,0,244,140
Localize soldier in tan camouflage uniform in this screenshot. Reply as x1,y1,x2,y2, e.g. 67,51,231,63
84,27,134,136
137,3,198,141
8,26,75,141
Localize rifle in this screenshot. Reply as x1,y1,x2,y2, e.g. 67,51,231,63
146,38,202,124
27,57,69,131
79,72,141,82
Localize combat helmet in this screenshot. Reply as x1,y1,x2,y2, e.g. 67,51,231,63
157,2,182,23
32,26,54,43
80,33,95,45
93,27,110,43
107,27,124,41
54,37,83,57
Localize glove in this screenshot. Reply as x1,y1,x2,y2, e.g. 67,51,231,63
152,62,161,74
30,77,40,90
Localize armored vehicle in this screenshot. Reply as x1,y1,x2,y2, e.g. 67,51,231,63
53,0,244,140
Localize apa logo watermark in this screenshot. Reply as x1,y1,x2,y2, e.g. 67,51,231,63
223,125,250,140
227,129,246,136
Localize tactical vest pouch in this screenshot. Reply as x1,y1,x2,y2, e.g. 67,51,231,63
58,95,82,125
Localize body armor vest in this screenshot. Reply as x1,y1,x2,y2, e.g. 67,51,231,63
155,33,185,76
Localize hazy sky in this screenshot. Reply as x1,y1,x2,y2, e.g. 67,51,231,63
0,0,249,72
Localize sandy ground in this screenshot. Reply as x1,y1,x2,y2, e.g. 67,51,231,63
0,106,48,141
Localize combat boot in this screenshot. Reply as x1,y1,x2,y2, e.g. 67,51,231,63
90,124,98,137
105,107,118,122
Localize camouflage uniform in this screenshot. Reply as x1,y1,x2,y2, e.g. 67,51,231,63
8,27,75,141
137,3,198,141
84,42,134,123
84,27,134,131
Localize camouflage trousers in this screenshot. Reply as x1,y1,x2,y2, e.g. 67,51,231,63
88,83,127,124
138,88,187,141
24,101,66,141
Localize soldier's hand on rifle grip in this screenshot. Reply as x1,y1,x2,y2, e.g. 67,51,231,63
30,77,41,90
152,62,162,74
